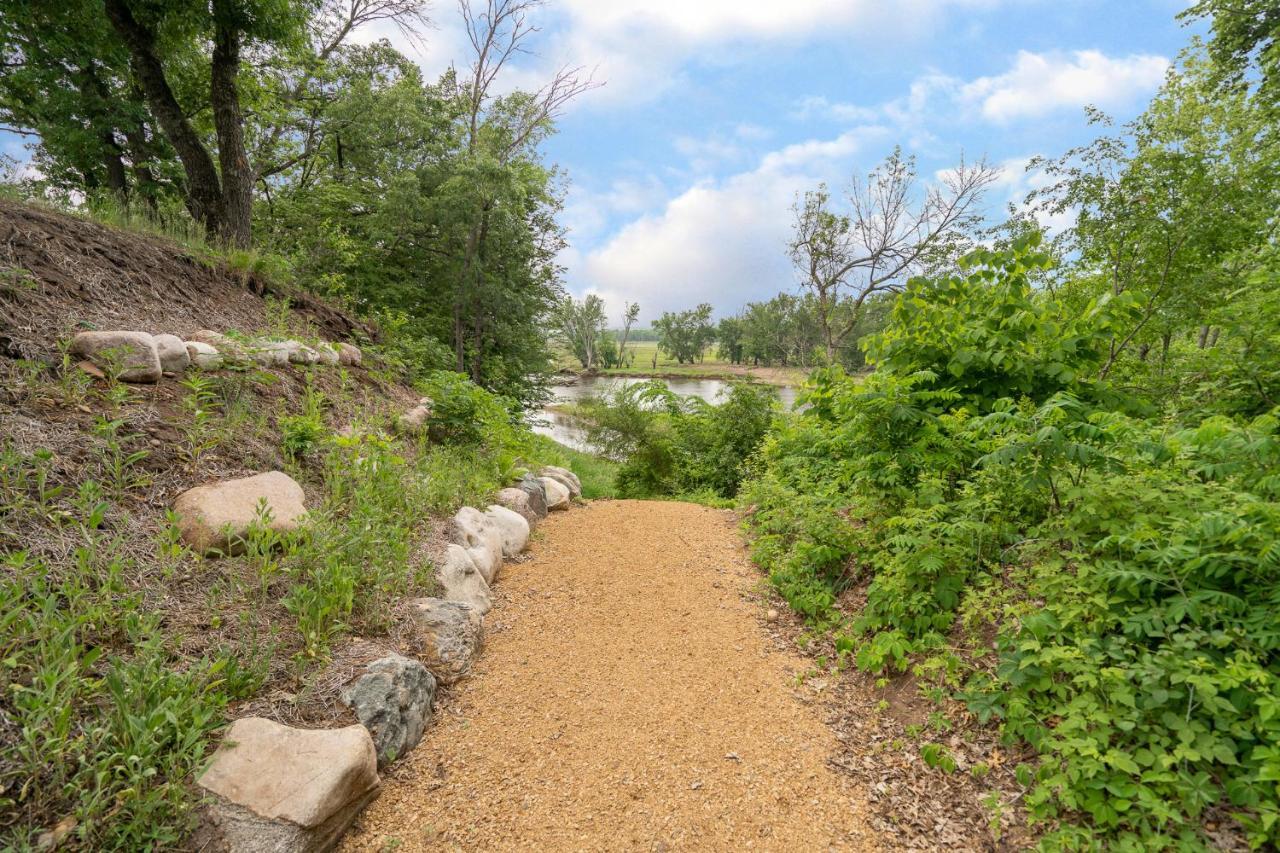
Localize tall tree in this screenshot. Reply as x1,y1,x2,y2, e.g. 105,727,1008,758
450,0,597,378
790,148,998,361
654,304,715,364
553,294,608,370
618,301,640,361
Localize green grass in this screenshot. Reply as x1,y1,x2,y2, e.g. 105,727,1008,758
530,434,619,499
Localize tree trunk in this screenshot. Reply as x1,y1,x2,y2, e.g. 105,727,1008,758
74,65,129,203
104,0,225,238
210,3,253,248
1197,324,1211,349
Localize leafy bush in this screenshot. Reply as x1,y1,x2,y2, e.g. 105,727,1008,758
580,379,778,499
738,237,1280,847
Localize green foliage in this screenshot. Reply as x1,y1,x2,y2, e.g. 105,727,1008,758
0,540,263,849
581,380,778,500
416,370,524,449
863,233,1133,408
653,304,716,364
740,222,1280,846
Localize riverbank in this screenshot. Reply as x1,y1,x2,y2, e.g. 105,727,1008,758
562,363,807,387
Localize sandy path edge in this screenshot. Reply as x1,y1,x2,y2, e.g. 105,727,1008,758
341,500,877,852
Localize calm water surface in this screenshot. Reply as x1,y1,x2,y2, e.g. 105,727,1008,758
532,375,798,452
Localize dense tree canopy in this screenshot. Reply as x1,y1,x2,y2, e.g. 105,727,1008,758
0,0,583,406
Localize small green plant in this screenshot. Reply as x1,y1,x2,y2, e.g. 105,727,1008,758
179,372,221,469
90,415,150,496
920,743,957,773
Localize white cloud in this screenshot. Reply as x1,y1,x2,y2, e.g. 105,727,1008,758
530,0,1016,106
570,124,892,322
961,50,1170,121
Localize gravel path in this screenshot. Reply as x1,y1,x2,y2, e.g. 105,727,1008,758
342,500,877,852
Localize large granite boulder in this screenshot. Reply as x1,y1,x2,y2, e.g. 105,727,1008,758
185,341,223,370
539,476,571,511
189,329,248,363
436,544,492,614
339,654,435,769
173,471,306,555
485,504,529,557
405,597,484,685
314,343,340,366
335,343,362,366
496,487,538,527
451,506,503,584
517,474,548,519
540,465,582,498
70,331,161,383
248,340,292,367
153,333,190,373
196,717,379,853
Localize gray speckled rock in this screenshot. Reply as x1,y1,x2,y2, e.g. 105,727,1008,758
406,598,484,685
339,654,435,769
517,474,548,519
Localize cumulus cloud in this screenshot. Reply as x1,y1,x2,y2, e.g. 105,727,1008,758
570,124,892,322
961,50,1170,121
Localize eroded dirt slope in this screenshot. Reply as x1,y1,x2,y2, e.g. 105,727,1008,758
343,500,877,852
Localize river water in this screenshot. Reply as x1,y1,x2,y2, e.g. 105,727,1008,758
532,375,799,452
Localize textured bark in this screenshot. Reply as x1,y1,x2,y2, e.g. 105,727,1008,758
210,1,252,248
103,0,225,238
73,66,129,200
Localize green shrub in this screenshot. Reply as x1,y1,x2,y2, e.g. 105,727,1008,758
580,379,778,500
737,237,1280,847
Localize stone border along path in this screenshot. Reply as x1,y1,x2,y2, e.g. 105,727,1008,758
185,463,580,852
340,500,878,852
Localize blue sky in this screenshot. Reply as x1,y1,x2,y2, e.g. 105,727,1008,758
472,0,1202,323
4,0,1203,325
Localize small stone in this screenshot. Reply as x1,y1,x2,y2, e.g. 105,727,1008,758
185,341,223,370
485,504,530,557
539,476,571,510
314,343,340,366
539,465,581,498
766,609,779,622
451,507,504,584
196,717,379,853
436,544,492,614
516,475,549,520
396,405,431,436
288,343,320,365
335,342,362,366
496,487,538,527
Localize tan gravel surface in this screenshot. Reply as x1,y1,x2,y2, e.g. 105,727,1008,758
342,500,877,852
